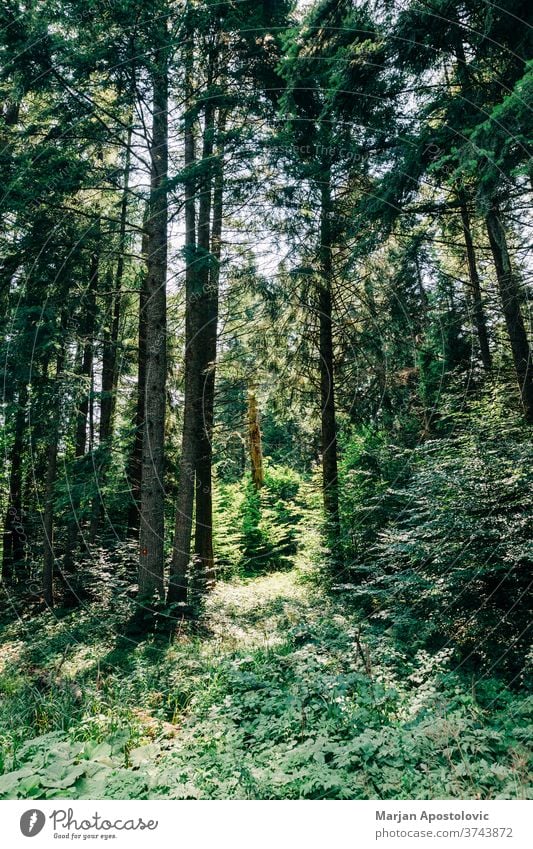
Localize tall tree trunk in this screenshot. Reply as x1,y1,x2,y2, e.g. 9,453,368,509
318,172,340,546
100,125,132,449
448,34,493,373
485,204,533,423
458,193,492,371
92,125,133,539
63,338,92,569
2,382,28,583
138,60,168,600
194,101,224,585
99,267,117,452
63,250,99,571
127,253,148,535
42,339,66,607
168,43,199,605
247,387,264,490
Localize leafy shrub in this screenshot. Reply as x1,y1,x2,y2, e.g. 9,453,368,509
214,463,305,576
346,403,532,676
338,425,410,569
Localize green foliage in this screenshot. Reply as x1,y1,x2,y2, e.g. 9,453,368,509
343,398,532,677
1,0,531,806
338,426,408,567
0,731,143,800
214,463,305,576
0,570,530,799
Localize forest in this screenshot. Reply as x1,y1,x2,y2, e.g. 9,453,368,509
0,0,532,801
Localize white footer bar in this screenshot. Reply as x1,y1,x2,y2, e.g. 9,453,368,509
3,799,531,849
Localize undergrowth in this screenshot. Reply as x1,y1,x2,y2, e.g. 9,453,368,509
0,568,531,800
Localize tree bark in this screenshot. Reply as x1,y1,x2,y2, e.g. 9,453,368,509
485,204,533,423
318,172,340,545
168,43,199,605
92,124,133,540
2,382,28,583
138,58,168,600
194,99,224,585
447,36,493,373
43,339,66,607
63,249,99,571
247,387,264,490
458,194,492,371
99,267,116,452
100,122,132,445
127,252,148,536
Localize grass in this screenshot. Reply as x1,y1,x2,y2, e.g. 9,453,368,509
0,566,531,799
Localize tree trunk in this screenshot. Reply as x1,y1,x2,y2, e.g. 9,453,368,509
318,172,340,546
138,60,168,600
458,194,492,371
485,204,533,423
92,124,133,539
100,124,132,447
99,267,116,451
2,382,28,583
42,340,66,607
448,35,493,374
168,43,199,605
63,339,92,571
247,387,264,490
194,100,224,585
63,250,99,571
127,252,148,536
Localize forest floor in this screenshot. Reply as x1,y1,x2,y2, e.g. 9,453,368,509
0,566,531,799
